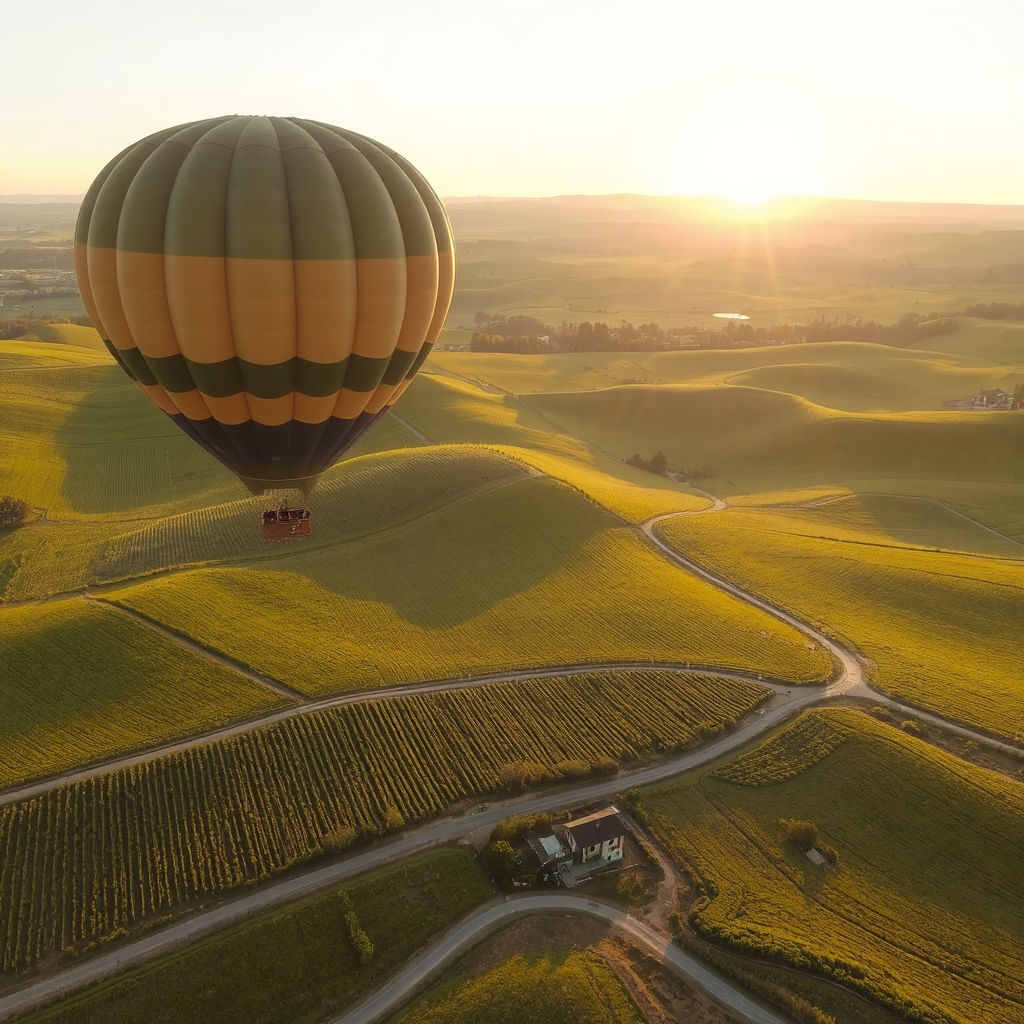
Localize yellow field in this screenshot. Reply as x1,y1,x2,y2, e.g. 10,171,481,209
643,708,1024,1024
0,598,284,786
394,951,645,1024
110,478,830,694
658,506,1024,739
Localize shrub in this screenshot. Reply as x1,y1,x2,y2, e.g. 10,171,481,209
781,819,818,852
553,758,591,780
0,496,29,529
900,719,922,736
498,760,549,793
489,813,550,845
337,891,373,966
323,825,357,854
617,870,647,903
383,805,405,831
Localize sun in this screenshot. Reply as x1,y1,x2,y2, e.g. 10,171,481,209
649,118,830,206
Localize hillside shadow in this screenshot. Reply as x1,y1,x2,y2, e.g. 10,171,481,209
283,477,613,630
55,366,234,515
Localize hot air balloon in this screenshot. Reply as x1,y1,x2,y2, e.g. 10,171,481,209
75,115,454,536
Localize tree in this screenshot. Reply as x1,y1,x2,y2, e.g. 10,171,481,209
1013,383,1024,410
482,840,517,883
0,496,28,528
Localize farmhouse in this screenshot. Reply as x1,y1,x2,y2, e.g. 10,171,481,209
942,388,1012,411
563,806,627,864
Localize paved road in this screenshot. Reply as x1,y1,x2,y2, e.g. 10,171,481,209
330,895,790,1024
0,662,798,809
644,509,1024,755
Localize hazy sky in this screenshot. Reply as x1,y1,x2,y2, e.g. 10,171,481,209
3,0,1022,203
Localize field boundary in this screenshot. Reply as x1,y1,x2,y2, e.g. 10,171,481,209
87,595,307,704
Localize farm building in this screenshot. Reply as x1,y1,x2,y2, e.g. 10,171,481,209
943,388,1012,411
563,806,626,864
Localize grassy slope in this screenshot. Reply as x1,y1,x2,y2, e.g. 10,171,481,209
392,951,645,1024
0,598,283,787
16,324,105,349
762,491,1024,558
408,372,712,523
497,445,710,524
657,506,1024,739
904,318,1024,365
527,383,1024,539
26,849,492,1024
431,331,1023,412
110,478,830,695
644,708,1024,1024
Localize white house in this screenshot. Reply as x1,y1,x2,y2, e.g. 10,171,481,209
563,806,626,864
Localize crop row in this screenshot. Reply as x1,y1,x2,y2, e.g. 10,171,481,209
0,669,766,972
711,712,851,786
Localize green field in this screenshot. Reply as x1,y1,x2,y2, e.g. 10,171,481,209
0,598,284,787
657,506,1024,739
0,669,766,973
643,708,1024,1024
108,478,828,695
24,848,492,1024
392,950,645,1024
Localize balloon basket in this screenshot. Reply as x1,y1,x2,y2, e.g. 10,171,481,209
260,504,312,541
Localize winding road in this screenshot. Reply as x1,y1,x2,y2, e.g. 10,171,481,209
0,490,1017,1022
330,896,790,1024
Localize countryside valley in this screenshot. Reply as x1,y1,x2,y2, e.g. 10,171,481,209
0,190,1022,1024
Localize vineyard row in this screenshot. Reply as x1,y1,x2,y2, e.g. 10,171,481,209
0,669,766,972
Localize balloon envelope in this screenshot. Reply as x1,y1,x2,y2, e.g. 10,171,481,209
75,115,454,493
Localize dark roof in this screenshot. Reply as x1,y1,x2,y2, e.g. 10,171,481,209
564,809,625,849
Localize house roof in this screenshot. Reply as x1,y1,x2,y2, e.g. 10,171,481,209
564,807,625,849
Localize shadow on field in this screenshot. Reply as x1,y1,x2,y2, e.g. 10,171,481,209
55,367,233,515
280,477,609,630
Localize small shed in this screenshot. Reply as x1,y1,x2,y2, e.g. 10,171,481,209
527,834,571,868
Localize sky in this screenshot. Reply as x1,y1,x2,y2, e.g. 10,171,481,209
2,0,1022,204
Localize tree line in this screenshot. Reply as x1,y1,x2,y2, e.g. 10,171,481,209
0,314,93,340
469,311,961,354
